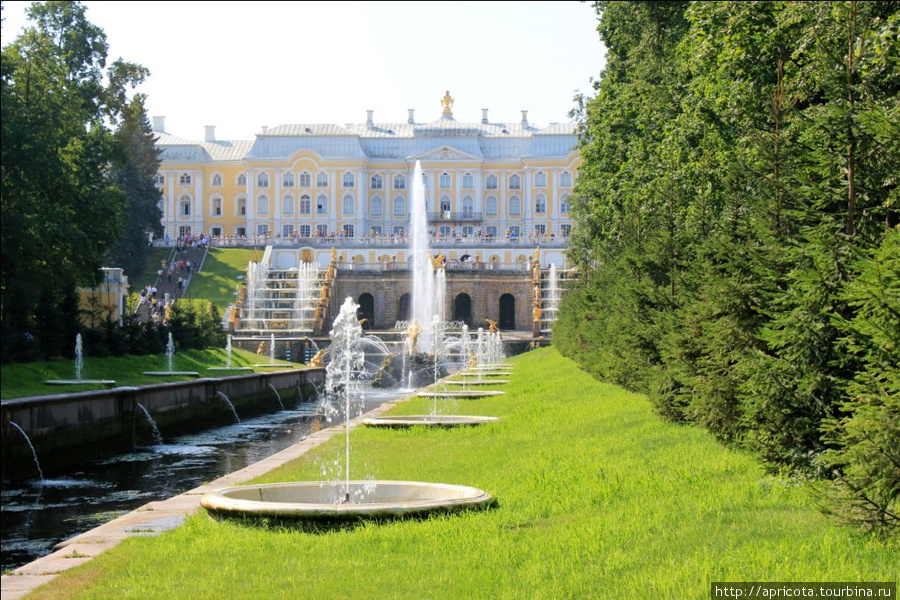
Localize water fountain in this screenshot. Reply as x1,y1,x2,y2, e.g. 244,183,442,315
44,334,116,387
7,422,43,481
267,383,285,411
144,333,200,377
215,391,241,423
136,404,164,445
200,297,496,520
208,334,254,372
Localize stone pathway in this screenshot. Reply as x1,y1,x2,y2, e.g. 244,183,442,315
0,395,406,599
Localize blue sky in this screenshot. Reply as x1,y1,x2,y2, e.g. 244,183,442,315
2,1,606,140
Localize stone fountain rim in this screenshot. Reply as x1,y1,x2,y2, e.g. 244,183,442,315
362,415,500,428
200,480,495,519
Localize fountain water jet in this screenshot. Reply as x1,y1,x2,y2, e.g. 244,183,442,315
136,404,164,445
216,391,241,423
267,383,285,411
144,333,200,377
44,335,116,387
8,422,43,481
201,296,496,520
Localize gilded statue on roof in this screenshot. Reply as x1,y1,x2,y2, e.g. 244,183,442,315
441,90,454,116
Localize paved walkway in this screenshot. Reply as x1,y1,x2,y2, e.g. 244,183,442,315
134,242,208,322
0,395,406,599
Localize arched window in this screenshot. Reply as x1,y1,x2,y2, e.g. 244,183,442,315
486,195,498,216
462,173,474,188
158,198,166,215
486,174,498,190
237,173,247,186
257,172,269,188
282,194,294,215
342,172,355,187
439,172,451,188
316,195,328,215
257,195,269,215
211,173,222,187
394,174,406,190
211,197,223,217
440,196,452,214
534,171,547,187
299,171,311,187
462,195,474,218
343,195,355,214
299,194,311,214
560,171,573,187
509,174,521,189
499,294,516,330
453,294,473,327
371,174,383,189
535,194,546,214
283,172,295,187
316,172,329,187
509,195,521,216
560,194,571,214
371,196,383,217
393,196,406,216
179,195,191,216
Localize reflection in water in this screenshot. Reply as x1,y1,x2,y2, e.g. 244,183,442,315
1,389,402,572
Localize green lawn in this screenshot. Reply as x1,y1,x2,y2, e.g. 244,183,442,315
22,348,897,599
183,247,260,311
0,347,298,399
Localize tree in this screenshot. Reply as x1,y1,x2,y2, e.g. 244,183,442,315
1,1,146,359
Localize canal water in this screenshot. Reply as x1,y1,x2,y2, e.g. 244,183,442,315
1,388,406,572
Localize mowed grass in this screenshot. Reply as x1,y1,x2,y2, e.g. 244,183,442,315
185,247,260,310
0,347,298,399
23,349,898,599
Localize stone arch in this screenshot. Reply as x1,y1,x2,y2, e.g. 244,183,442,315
398,293,411,322
358,293,374,330
453,293,473,327
499,294,516,330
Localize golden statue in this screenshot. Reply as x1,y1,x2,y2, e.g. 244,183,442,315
309,348,326,367
406,320,423,354
441,90,454,117
429,252,446,269
257,341,267,355
467,349,477,368
533,305,543,322
330,246,337,263
485,319,500,334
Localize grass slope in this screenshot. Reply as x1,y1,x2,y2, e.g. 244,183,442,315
22,349,898,599
184,247,259,310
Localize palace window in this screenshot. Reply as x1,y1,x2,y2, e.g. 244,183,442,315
342,224,355,238
560,172,573,187
509,174,521,189
486,195,498,216
237,197,246,216
439,172,451,189
158,198,166,215
486,225,498,238
393,196,406,216
283,224,294,237
179,173,192,185
257,224,269,236
257,195,269,215
440,197,451,214
371,174,383,190
180,196,191,216
560,224,572,237
439,225,451,237
235,226,246,237
316,172,328,187
154,174,165,186
342,172,355,188
534,171,547,187
343,195,355,214
212,173,222,187
237,173,247,186
371,196,383,217
179,225,192,237
283,172,295,187
486,174,498,190
299,224,312,237
462,173,474,188
534,224,546,235
300,172,312,187
462,196,474,218
211,197,223,217
316,224,329,237
508,195,521,216
257,172,269,188
210,226,222,237
316,195,328,215
282,195,294,215
508,225,521,237
560,195,571,214
535,195,546,214
393,174,406,190
393,225,405,236
299,194,311,215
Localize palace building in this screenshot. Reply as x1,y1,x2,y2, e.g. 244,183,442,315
152,93,579,338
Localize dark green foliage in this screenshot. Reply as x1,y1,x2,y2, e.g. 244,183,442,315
561,1,900,535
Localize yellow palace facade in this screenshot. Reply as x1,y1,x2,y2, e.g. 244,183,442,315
152,94,580,268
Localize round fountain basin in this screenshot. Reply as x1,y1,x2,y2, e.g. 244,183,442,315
418,390,505,399
362,415,500,428
201,480,494,520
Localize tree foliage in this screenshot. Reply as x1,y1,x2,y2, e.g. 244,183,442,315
1,1,148,359
560,1,899,535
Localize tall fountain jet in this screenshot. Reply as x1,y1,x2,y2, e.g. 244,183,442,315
410,160,443,353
